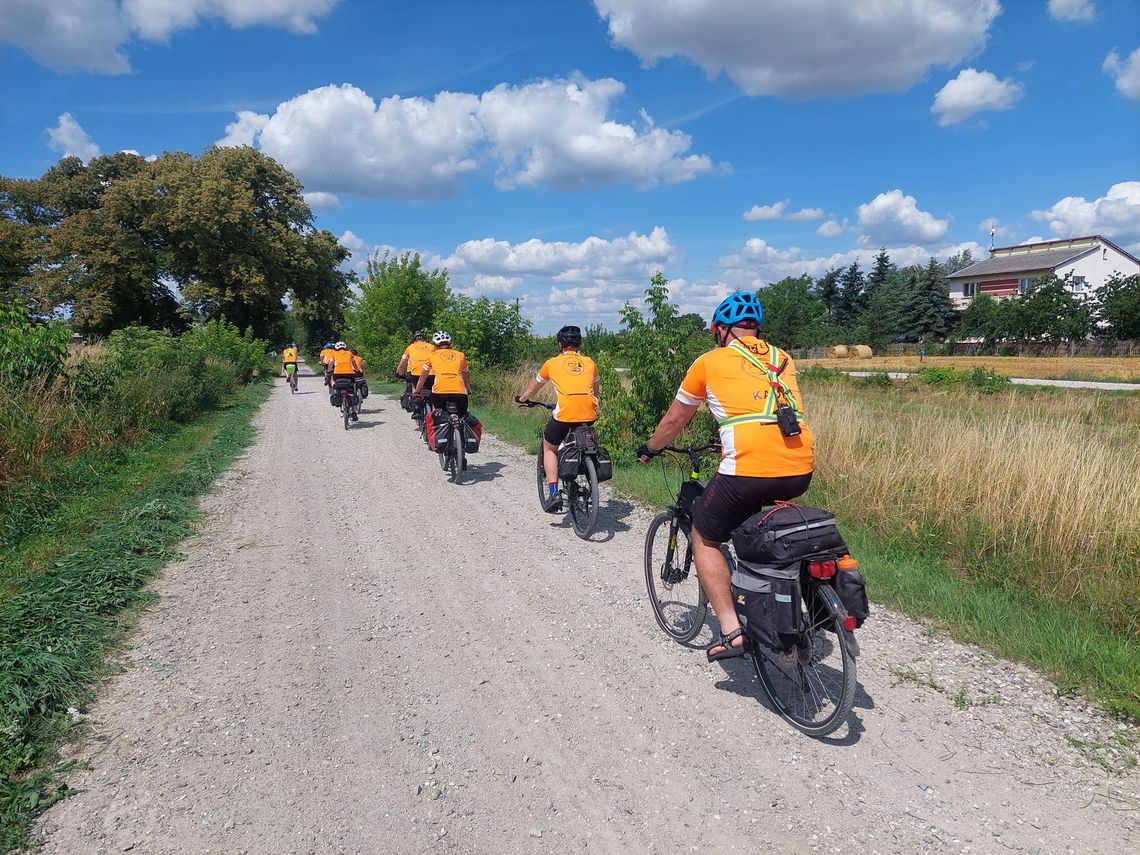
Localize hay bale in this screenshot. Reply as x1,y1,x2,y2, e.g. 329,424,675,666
826,345,849,359
850,344,874,359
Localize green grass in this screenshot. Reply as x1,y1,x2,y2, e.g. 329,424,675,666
0,381,270,852
382,383,1140,724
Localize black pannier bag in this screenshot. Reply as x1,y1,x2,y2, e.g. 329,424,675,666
400,391,413,411
557,434,582,480
463,413,483,453
594,447,613,482
358,380,369,399
835,566,870,627
731,561,802,651
731,503,847,565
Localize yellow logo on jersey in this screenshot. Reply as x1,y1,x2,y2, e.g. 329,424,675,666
564,357,584,374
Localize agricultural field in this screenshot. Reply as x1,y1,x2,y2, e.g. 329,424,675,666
799,354,1140,382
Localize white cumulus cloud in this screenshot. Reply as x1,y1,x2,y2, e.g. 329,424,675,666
218,78,712,200
592,0,1000,97
743,201,787,221
817,219,848,238
857,190,949,245
1030,182,1140,248
477,77,711,191
46,113,102,161
0,0,337,73
303,191,340,212
123,0,338,40
932,68,1024,126
744,200,824,222
0,0,130,73
1104,47,1140,100
1047,0,1095,22
336,228,678,326
718,239,984,292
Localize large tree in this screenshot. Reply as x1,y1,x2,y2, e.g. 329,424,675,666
1096,273,1140,341
348,250,450,364
834,261,866,330
901,258,953,340
758,275,826,348
1019,274,1093,345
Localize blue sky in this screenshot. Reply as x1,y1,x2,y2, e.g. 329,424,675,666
2,0,1138,330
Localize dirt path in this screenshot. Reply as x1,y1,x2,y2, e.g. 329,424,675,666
34,370,1139,854
844,370,1140,392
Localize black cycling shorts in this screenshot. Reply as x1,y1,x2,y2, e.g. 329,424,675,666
543,417,592,446
692,471,813,543
410,373,434,392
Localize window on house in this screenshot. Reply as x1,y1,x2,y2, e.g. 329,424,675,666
1071,275,1085,293
963,282,977,297
1018,277,1032,295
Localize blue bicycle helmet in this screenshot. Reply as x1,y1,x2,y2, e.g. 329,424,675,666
325,341,335,348
711,291,763,330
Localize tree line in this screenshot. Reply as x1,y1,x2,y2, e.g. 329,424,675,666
1,148,351,348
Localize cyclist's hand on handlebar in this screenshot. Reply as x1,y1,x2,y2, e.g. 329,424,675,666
514,395,526,404
636,443,658,464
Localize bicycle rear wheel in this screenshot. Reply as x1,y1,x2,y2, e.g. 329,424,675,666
643,511,706,642
567,457,600,539
342,401,350,430
451,435,466,484
751,583,857,737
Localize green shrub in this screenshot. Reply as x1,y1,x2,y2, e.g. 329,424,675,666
799,364,848,383
964,366,1013,394
0,305,69,387
856,371,893,390
917,365,964,386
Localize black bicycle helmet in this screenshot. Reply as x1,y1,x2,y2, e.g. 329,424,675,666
556,325,582,347
412,330,425,342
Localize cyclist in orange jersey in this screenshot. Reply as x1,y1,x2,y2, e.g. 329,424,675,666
638,292,814,663
516,325,599,512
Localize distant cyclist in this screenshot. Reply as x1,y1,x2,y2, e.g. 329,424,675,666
319,341,336,387
516,325,599,512
637,292,814,663
327,342,362,421
351,348,368,400
281,342,298,377
414,331,469,415
396,331,436,403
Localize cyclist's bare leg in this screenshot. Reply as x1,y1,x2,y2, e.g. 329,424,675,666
542,439,559,486
692,526,745,654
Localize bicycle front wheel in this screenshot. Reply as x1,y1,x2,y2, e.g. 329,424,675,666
751,583,857,737
567,457,600,539
643,511,706,642
535,445,548,510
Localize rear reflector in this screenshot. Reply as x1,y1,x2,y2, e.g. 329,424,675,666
808,559,837,579
843,616,857,632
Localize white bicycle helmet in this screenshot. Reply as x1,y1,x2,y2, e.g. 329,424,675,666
334,341,346,349
432,330,451,345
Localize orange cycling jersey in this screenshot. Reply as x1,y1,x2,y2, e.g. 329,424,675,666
282,347,298,364
403,341,436,376
319,347,336,366
538,350,598,423
425,348,468,394
328,350,360,375
352,356,366,374
676,336,814,478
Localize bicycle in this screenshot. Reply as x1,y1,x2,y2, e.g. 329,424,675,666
332,378,360,430
426,399,468,484
285,363,298,393
517,400,603,539
643,443,859,736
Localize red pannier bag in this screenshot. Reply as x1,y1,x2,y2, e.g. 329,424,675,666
464,413,483,453
425,408,451,452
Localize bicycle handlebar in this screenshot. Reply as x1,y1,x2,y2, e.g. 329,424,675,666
516,397,554,410
659,441,721,469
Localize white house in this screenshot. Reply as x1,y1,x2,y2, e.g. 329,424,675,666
946,235,1140,310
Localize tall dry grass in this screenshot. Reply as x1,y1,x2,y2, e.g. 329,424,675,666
801,355,1140,382
807,382,1140,628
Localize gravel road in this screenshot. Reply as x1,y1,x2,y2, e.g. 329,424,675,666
34,370,1139,854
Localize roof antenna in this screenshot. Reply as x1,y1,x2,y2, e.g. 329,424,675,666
989,221,996,254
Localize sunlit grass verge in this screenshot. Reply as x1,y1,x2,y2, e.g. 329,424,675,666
0,381,269,852
377,377,1140,720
